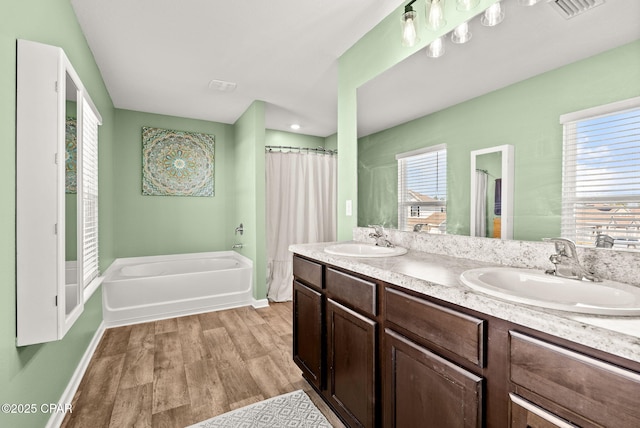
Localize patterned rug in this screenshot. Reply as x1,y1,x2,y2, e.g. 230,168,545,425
187,390,333,428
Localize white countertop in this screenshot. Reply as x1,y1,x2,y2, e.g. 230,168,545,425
290,241,640,363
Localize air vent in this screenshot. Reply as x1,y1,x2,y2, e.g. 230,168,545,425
548,0,605,19
208,79,237,92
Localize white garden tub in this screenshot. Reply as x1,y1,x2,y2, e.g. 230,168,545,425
102,251,266,326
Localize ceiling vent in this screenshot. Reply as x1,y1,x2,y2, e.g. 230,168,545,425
548,0,605,19
208,79,237,92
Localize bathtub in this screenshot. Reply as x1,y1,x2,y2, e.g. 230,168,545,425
102,251,267,326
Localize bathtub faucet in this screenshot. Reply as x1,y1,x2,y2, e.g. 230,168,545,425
232,243,243,249
235,223,244,236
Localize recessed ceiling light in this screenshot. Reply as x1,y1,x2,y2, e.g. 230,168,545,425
290,124,301,130
208,79,237,92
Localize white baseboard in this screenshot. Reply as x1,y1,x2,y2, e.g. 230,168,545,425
46,321,106,428
252,298,270,309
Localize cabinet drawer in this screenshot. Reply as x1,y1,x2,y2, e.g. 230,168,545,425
293,256,323,290
510,331,640,427
326,268,376,317
385,287,485,366
509,394,578,428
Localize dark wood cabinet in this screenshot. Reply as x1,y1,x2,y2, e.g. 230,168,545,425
509,394,578,428
292,256,379,428
509,331,640,428
327,299,377,428
292,254,640,428
383,329,483,428
292,280,323,389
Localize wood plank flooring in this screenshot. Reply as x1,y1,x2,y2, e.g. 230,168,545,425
62,303,345,428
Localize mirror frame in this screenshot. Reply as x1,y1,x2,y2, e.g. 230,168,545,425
16,40,92,346
470,144,514,240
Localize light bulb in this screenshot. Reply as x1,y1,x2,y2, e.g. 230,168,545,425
481,1,505,27
451,21,471,44
426,37,445,58
518,0,541,5
456,0,480,11
427,0,446,30
402,11,418,47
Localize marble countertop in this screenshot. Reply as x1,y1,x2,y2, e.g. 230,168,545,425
290,241,640,363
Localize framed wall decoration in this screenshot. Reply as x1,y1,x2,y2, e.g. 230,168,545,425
65,117,77,194
142,126,215,197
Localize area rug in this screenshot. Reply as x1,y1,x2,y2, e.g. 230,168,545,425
187,390,333,428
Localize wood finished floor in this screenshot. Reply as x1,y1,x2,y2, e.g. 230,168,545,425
61,303,345,428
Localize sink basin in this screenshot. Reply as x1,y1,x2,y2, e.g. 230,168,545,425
460,267,640,316
324,243,408,258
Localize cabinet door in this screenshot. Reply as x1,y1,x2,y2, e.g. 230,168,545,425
384,329,483,428
327,299,377,428
293,280,323,389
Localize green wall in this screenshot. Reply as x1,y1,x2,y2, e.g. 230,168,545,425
234,102,267,300
266,129,326,149
112,109,236,256
1,1,115,427
358,40,640,241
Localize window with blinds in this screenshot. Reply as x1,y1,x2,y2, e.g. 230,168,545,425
397,144,447,233
560,97,640,250
81,98,101,287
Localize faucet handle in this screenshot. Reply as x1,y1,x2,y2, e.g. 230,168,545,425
543,237,577,257
368,224,385,236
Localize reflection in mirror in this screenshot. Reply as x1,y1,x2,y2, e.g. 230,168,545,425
64,71,81,317
470,145,513,240
357,0,639,247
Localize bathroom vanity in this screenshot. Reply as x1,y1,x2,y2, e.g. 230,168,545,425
291,240,640,428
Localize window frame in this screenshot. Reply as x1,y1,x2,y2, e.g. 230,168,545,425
396,144,447,233
560,96,640,250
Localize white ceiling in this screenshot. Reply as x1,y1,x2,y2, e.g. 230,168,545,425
358,0,640,137
70,0,404,137
71,1,639,138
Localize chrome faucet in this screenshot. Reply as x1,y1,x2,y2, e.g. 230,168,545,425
235,223,244,235
368,225,394,247
544,238,600,282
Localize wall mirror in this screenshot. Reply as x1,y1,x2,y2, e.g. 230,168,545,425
16,40,102,346
470,145,514,240
356,0,639,247
64,70,83,319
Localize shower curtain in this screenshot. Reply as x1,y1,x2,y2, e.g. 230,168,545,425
265,151,337,301
474,170,488,238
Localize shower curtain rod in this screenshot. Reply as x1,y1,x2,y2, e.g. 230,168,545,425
265,145,337,155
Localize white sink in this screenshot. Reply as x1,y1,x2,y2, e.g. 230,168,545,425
460,267,640,316
324,243,408,258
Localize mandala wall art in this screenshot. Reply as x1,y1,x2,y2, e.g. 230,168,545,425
65,117,77,194
142,127,215,197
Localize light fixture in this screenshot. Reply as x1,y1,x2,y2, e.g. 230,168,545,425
426,37,445,58
290,124,301,131
401,0,419,47
425,0,446,31
481,1,505,27
518,0,542,5
451,21,472,43
456,0,480,11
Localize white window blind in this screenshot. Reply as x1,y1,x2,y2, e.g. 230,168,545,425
397,144,447,232
81,97,100,286
561,97,640,249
